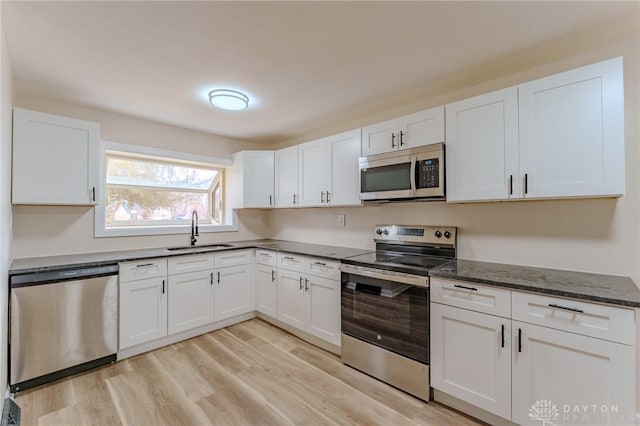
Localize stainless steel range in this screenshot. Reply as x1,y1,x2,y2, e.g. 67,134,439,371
339,224,457,401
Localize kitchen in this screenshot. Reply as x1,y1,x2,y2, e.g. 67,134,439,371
1,2,640,426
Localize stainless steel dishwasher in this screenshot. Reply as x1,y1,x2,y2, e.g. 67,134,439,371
10,264,118,392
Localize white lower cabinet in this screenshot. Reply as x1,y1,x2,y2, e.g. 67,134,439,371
215,264,253,321
512,321,636,426
431,278,636,425
255,264,277,318
167,270,214,334
119,276,168,349
430,303,511,419
276,256,341,346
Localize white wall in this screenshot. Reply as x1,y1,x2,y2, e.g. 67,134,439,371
11,96,270,258
0,14,13,393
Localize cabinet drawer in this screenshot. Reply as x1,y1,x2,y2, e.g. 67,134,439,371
214,249,252,268
307,258,340,280
512,292,635,345
168,254,214,275
277,253,307,272
119,258,167,282
430,278,511,318
255,250,277,267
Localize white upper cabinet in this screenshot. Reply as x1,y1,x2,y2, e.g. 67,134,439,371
361,106,445,156
445,87,519,202
275,145,299,207
326,128,361,206
518,57,624,199
297,129,362,207
446,57,625,203
298,138,328,207
230,150,274,208
12,108,100,205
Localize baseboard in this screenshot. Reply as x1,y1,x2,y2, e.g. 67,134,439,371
256,312,341,355
433,389,516,426
117,311,257,360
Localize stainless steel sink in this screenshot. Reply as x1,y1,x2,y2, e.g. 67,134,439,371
166,243,233,251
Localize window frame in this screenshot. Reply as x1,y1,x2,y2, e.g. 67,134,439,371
95,141,238,238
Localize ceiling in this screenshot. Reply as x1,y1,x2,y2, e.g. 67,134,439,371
3,1,637,144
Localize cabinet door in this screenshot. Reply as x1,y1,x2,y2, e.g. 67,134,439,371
445,87,519,202
327,129,362,206
519,57,624,199
431,303,511,419
12,108,99,205
277,269,306,329
298,138,328,207
255,264,277,318
306,275,341,346
512,321,635,426
275,145,299,207
214,265,253,321
119,277,167,349
361,119,398,156
167,270,214,334
243,151,275,207
397,106,445,150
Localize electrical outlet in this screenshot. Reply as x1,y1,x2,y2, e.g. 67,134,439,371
338,214,346,227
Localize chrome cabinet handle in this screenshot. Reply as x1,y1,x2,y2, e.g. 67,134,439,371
162,279,165,294
313,261,326,266
326,191,330,203
283,256,294,260
501,324,505,348
136,263,154,268
269,195,272,206
299,277,303,290
321,191,325,203
391,133,396,148
271,270,275,282
524,173,528,194
92,186,96,202
454,284,478,291
293,194,297,205
548,303,584,314
518,328,522,353
305,278,309,291
210,272,213,285
217,272,221,284
509,175,513,195
400,131,405,146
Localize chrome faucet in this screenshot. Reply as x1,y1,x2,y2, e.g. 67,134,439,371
190,210,199,246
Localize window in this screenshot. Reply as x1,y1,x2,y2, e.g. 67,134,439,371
96,141,236,237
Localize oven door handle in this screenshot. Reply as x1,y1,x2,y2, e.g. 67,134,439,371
339,264,428,287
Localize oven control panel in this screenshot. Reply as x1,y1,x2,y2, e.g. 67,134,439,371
374,225,456,246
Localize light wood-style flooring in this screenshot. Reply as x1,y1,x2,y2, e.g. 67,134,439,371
15,319,484,426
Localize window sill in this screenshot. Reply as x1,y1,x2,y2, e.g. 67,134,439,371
95,212,239,238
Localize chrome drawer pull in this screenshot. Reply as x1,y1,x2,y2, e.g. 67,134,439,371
453,284,477,291
136,263,154,268
313,262,326,266
548,303,584,314
283,256,295,260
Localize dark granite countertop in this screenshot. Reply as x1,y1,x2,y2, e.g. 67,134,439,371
430,259,640,308
8,239,373,275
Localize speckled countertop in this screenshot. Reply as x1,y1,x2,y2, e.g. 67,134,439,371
8,239,373,275
430,259,640,308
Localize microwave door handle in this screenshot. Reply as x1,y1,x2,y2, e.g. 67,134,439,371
410,155,417,194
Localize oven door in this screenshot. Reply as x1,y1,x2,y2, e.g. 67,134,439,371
359,152,416,200
340,264,429,364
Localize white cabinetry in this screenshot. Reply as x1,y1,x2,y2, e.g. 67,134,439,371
213,250,254,321
298,129,362,207
276,253,341,346
255,250,277,318
12,108,100,205
275,145,299,207
230,150,274,208
361,106,444,156
167,254,214,335
119,258,168,349
431,277,636,425
446,57,624,202
445,88,519,202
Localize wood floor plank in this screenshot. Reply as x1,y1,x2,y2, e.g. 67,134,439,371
15,319,483,426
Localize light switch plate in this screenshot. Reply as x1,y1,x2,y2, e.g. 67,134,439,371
338,214,346,227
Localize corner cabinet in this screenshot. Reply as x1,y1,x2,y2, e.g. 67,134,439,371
229,150,274,208
430,277,637,425
446,57,625,202
361,106,444,156
298,128,361,207
12,108,100,205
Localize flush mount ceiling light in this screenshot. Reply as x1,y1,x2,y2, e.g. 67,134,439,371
208,89,249,111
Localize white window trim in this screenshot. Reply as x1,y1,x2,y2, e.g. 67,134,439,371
95,140,238,238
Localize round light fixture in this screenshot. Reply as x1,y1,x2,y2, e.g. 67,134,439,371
208,89,249,111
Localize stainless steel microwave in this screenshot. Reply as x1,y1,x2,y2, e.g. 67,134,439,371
359,143,445,202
